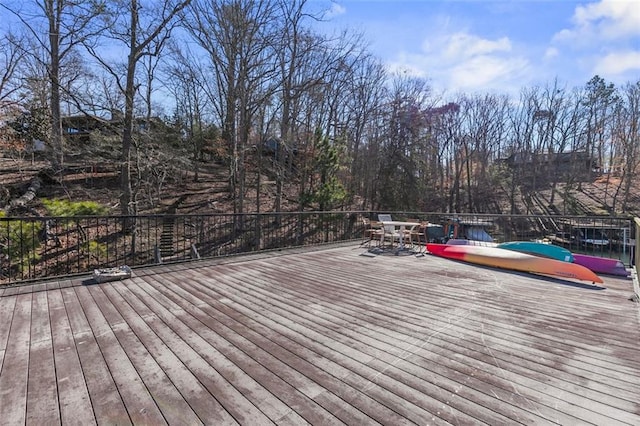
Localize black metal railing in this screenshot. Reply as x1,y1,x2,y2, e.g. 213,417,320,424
381,212,635,262
634,217,640,270
1,211,636,285
0,211,361,284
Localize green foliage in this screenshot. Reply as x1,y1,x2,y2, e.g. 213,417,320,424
313,177,347,210
42,199,108,216
10,106,51,145
307,128,347,210
82,240,107,260
0,211,42,273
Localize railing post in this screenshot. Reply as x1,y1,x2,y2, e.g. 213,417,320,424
255,214,262,250
297,212,304,246
634,217,639,269
633,217,639,302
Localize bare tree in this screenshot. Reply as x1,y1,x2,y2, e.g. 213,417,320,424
162,42,214,183
140,42,165,121
2,0,105,168
274,0,318,213
86,0,191,217
0,33,28,103
501,88,538,213
184,0,279,216
14,42,52,156
545,87,585,208
290,33,367,211
458,93,509,212
611,81,640,213
580,76,620,210
377,74,434,211
582,76,618,175
342,55,386,209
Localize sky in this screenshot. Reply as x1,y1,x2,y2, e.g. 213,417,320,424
1,0,637,100
314,0,640,96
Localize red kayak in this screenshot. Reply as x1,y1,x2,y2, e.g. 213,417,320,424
427,243,603,284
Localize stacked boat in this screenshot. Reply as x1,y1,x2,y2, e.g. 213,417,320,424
426,239,630,284
496,240,629,277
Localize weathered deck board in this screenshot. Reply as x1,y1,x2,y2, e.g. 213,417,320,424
47,288,98,425
129,275,355,425
84,284,205,425
231,260,631,423
154,270,440,425
58,286,132,425
0,293,17,373
74,285,169,425
216,258,624,423
0,293,31,425
1,244,639,425
197,265,518,425
26,290,59,425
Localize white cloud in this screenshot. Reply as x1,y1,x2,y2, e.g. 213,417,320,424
544,47,560,60
439,33,512,60
448,55,529,92
325,2,346,19
550,0,640,82
391,31,530,94
573,0,640,38
554,0,640,43
594,50,640,75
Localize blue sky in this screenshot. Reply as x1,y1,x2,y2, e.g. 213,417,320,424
2,0,637,99
314,0,640,96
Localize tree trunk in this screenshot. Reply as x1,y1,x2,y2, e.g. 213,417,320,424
120,5,138,218
48,0,63,169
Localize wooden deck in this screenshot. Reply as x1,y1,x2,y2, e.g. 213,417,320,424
1,243,640,425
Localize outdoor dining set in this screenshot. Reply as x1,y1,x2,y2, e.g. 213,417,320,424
361,214,437,252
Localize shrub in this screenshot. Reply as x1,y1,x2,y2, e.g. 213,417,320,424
0,211,42,275
42,199,108,216
82,239,108,261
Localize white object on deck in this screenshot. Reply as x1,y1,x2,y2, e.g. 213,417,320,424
93,265,132,283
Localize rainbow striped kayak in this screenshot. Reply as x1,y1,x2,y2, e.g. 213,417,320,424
447,239,498,247
426,243,603,284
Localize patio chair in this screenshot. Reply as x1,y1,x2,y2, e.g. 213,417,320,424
377,214,400,247
409,221,429,251
361,218,383,247
377,213,392,222
400,219,420,246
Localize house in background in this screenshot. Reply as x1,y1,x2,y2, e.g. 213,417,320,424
62,113,171,145
62,114,113,144
500,151,600,183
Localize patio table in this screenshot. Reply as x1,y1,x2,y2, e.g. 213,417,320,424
380,221,421,250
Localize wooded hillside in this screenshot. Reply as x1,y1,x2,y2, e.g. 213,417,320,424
2,156,639,218
1,1,639,216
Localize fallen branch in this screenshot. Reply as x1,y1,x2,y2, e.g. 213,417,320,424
8,177,41,210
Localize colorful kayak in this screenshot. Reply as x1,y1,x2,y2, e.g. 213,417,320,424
495,241,628,276
426,243,603,284
497,241,574,263
447,239,498,247
573,253,629,277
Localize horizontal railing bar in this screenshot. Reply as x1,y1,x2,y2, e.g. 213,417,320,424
1,211,636,285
